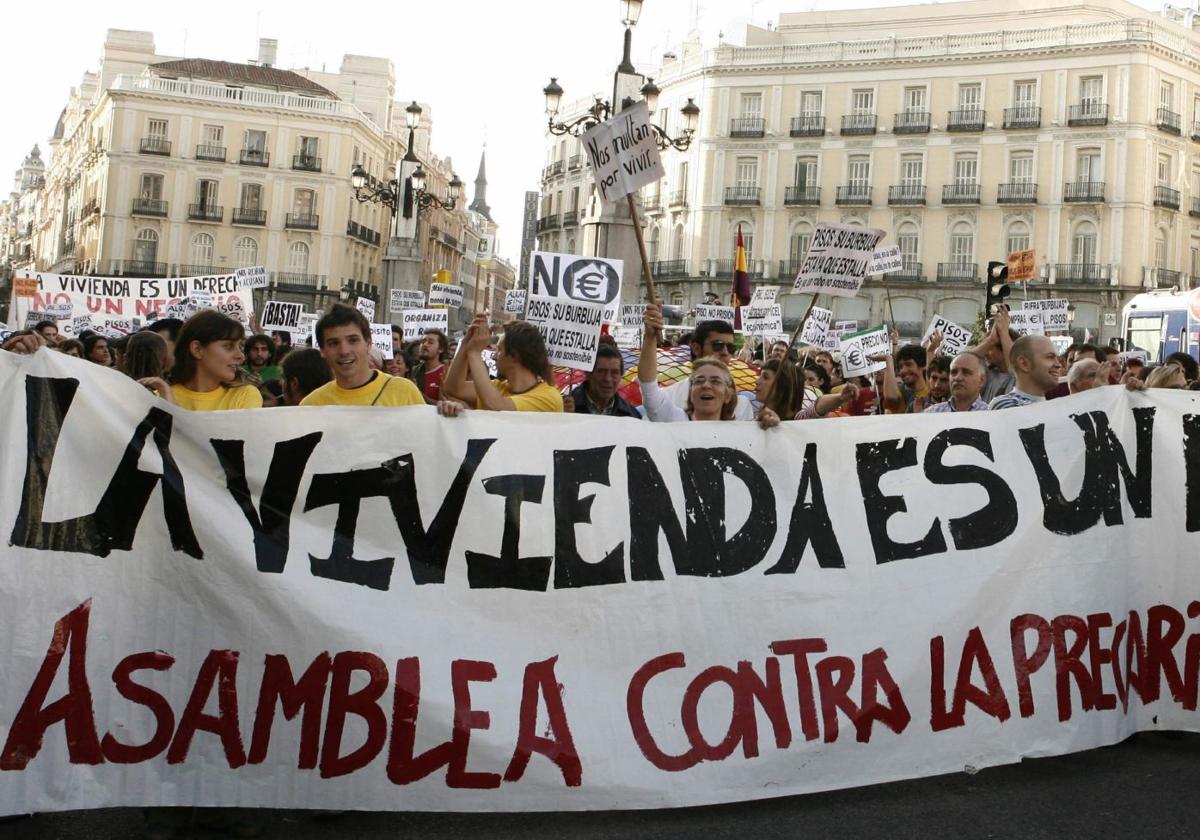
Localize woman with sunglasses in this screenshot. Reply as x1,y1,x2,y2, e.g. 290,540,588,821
639,303,771,424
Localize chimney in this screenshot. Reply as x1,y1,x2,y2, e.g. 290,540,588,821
258,38,278,68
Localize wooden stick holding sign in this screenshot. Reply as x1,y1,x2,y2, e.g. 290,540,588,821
626,194,657,306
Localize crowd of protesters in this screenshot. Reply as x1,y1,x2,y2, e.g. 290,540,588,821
2,297,1196,427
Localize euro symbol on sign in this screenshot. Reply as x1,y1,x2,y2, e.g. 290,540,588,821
563,259,619,304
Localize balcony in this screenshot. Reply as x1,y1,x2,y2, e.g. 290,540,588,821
641,195,661,213
441,230,459,250
174,264,221,277
784,185,821,206
841,113,877,135
668,190,688,209
1068,103,1108,126
1190,197,1200,218
1154,185,1181,210
778,260,803,279
790,115,825,136
131,198,168,217
888,184,926,205
893,111,930,134
231,207,267,226
1054,264,1110,284
195,144,226,162
285,213,320,230
1192,122,1200,143
730,117,766,138
998,182,1037,203
652,260,690,278
1156,107,1182,135
1063,181,1106,203
292,154,321,172
937,263,978,282
836,185,871,205
888,263,925,282
187,203,223,222
942,183,980,204
537,214,559,232
562,209,579,226
724,186,761,206
272,272,325,288
1003,107,1041,129
346,220,381,247
712,260,763,280
551,160,565,176
113,259,168,277
239,148,270,167
139,137,171,156
1153,267,1183,288
568,154,583,171
947,109,985,132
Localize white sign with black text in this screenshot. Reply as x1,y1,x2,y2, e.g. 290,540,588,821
524,293,604,371
504,290,527,315
739,304,784,334
355,297,377,322
429,283,465,309
233,266,269,289
401,309,450,342
1023,299,1070,333
793,223,886,297
800,306,834,346
1010,309,1046,337
922,315,973,357
695,305,735,324
370,323,394,360
389,288,426,314
259,301,305,333
869,245,903,275
580,100,665,203
529,251,623,323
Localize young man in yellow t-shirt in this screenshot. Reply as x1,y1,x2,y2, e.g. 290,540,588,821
440,315,562,414
300,303,424,407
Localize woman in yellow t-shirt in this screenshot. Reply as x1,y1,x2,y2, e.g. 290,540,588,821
165,310,263,410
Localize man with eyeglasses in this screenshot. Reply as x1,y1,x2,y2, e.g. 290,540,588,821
665,319,756,420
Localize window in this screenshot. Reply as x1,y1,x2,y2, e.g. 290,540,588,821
851,89,874,114
1155,232,1168,269
140,173,163,200
298,135,319,157
950,223,974,266
196,178,218,207
240,183,262,210
735,228,754,261
1080,76,1104,106
801,91,823,116
790,224,813,264
1014,80,1037,107
1191,245,1200,279
1160,81,1174,111
740,93,763,119
147,119,168,139
897,223,919,270
1158,154,1172,186
903,86,927,112
133,228,158,264
1010,152,1034,183
1073,222,1097,265
570,186,580,211
293,189,315,217
287,241,310,275
958,84,981,110
678,161,689,192
900,154,923,185
848,156,870,186
234,236,258,268
202,125,223,145
244,129,267,152
672,225,685,260
1076,149,1101,182
735,157,758,188
954,153,978,184
1006,222,1031,254
794,156,817,187
189,233,215,267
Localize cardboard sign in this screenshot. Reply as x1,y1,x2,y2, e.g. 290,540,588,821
1024,299,1070,333
295,313,319,346
71,314,92,336
695,305,735,324
739,304,784,334
525,293,604,371
355,297,377,322
260,301,305,333
793,223,886,297
1009,309,1045,336
529,251,623,323
839,329,887,377
620,304,648,328
234,266,269,289
822,326,850,352
504,290,527,315
835,320,859,331
580,100,665,202
869,245,903,275
402,309,450,342
97,317,142,338
390,288,427,314
1119,350,1149,366
921,315,972,357
13,277,38,297
23,311,50,329
44,302,73,321
750,286,780,305
610,325,642,346
800,306,834,346
429,283,465,309
370,323,395,360
1007,249,1036,282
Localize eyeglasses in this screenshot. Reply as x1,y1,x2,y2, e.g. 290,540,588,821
689,374,729,387
706,340,734,352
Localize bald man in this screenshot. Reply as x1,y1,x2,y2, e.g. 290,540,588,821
989,335,1063,410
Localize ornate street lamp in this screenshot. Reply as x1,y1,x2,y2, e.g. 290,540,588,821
350,102,460,217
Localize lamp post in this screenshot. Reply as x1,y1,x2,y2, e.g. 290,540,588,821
349,100,462,302
541,0,699,303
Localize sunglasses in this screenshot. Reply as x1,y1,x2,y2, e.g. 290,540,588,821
706,340,735,352
689,374,730,387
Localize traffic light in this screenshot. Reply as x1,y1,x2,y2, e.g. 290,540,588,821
986,260,1011,316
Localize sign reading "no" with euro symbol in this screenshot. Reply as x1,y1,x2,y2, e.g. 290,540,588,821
528,250,624,323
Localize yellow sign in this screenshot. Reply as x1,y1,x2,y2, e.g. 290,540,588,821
1007,249,1036,282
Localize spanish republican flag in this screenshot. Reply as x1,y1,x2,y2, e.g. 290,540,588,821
730,225,752,329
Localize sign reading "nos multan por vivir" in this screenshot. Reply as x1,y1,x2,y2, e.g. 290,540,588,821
581,100,665,203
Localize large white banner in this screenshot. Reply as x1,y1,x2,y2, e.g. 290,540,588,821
1,350,1198,816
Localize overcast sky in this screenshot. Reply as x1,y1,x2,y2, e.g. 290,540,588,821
1,0,1164,263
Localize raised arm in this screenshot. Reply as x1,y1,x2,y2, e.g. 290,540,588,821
442,315,488,406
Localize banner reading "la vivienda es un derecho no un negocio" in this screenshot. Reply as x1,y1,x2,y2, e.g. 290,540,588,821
0,350,1198,814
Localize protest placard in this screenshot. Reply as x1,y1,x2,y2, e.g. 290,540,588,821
1007,249,1036,282
750,286,780,305
44,302,73,321
11,270,254,324
70,314,91,337
1023,299,1070,333
580,100,665,203
1009,309,1045,336
921,315,973,357
234,265,269,289
529,251,623,323
695,304,735,324
355,297,377,322
822,326,849,352
430,283,465,309
401,308,450,342
839,334,886,377
835,320,858,331
295,313,318,346
739,303,784,334
800,306,834,346
793,223,885,297
1119,350,1149,365
390,288,427,314
869,245,903,275
370,323,394,360
610,325,642,346
259,300,304,333
620,304,648,328
22,311,50,329
504,289,528,315
525,293,604,371
13,277,37,297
